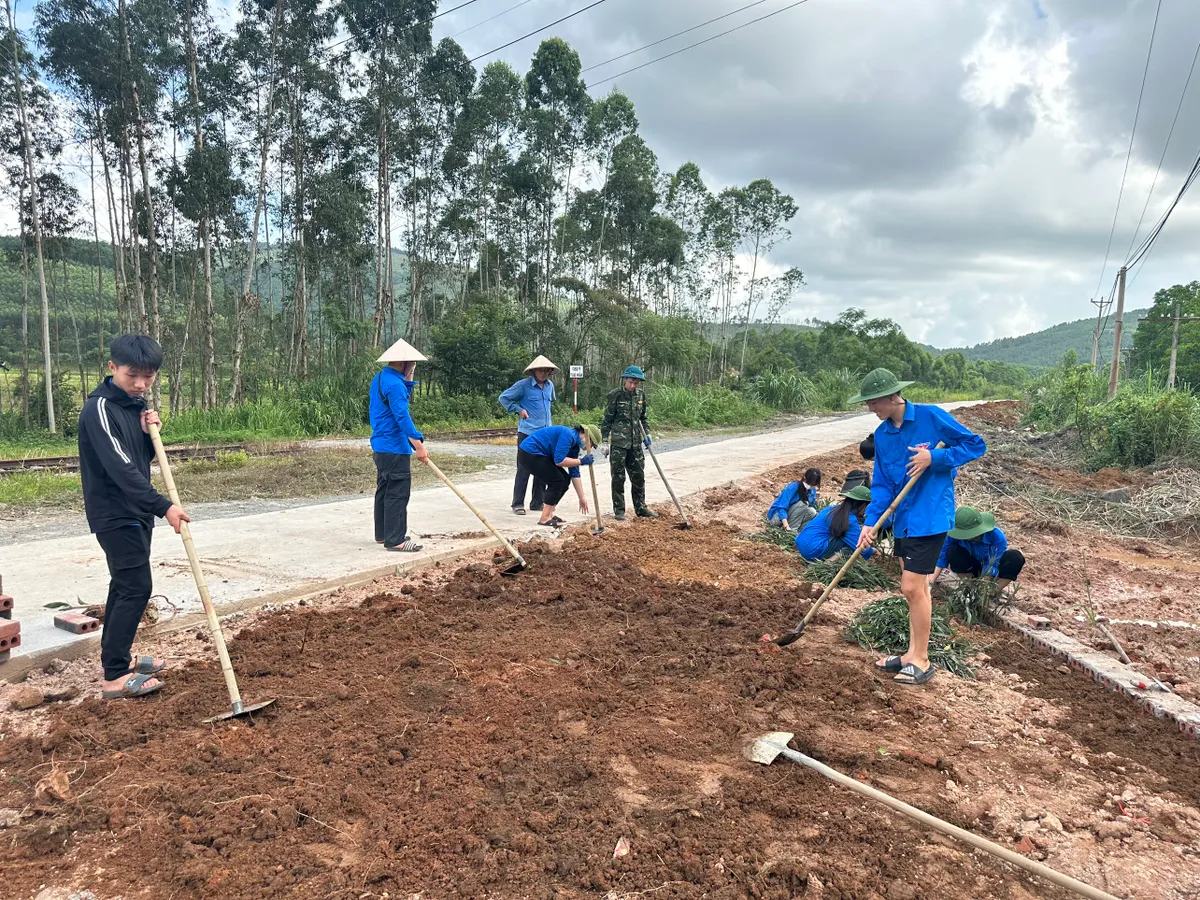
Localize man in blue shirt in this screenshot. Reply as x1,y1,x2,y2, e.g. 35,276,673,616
933,507,1025,591
371,338,430,552
517,424,598,527
853,369,986,686
499,355,558,516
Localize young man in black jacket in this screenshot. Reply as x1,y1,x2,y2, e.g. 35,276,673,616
79,335,190,699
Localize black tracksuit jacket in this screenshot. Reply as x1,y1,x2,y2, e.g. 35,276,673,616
78,378,173,533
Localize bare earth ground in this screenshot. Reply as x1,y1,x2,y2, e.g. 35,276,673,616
2,403,1200,899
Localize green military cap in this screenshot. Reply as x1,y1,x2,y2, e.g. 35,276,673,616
847,368,915,404
947,507,996,540
839,485,873,503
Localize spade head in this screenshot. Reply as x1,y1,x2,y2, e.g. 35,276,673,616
500,559,529,578
591,527,605,536
772,623,806,647
744,731,796,765
674,522,691,531
204,697,277,724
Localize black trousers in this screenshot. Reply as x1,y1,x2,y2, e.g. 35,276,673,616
95,524,154,681
374,452,413,548
512,432,546,510
946,544,1026,581
517,447,572,506
610,445,646,514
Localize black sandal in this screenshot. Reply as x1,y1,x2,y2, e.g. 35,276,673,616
537,516,565,527
893,663,936,685
874,655,904,674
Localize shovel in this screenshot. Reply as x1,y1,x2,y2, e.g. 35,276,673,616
638,423,689,529
587,463,604,536
746,732,1121,900
421,456,528,576
148,423,277,723
772,443,942,647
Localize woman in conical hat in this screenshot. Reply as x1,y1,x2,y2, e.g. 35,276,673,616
499,355,559,515
370,338,429,552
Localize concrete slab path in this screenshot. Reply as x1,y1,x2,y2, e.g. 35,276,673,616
0,404,979,662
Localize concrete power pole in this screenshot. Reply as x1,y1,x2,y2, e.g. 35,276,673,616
1090,295,1111,371
1107,266,1127,401
1140,302,1200,391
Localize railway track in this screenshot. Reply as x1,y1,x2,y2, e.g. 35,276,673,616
0,429,516,475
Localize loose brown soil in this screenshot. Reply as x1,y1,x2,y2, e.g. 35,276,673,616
3,404,1200,899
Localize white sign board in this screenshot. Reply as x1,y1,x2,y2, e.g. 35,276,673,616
569,365,584,378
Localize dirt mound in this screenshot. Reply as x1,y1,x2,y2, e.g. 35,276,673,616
1,527,1093,900
954,400,1021,430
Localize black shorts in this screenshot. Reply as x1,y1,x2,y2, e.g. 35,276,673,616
893,533,947,576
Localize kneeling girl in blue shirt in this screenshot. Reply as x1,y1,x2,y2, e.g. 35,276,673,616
794,485,874,561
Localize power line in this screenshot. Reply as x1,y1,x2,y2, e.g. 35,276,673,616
1125,145,1200,285
581,0,772,74
467,0,607,64
449,0,538,40
1124,36,1200,263
1092,0,1162,301
587,0,810,89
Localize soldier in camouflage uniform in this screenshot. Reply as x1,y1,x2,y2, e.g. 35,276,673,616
600,366,660,521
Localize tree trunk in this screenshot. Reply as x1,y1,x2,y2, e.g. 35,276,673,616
232,0,283,404
90,138,105,374
739,236,761,376
19,192,30,427
290,91,309,378
6,0,56,432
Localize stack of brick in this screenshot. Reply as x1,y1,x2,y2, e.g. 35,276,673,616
0,576,17,663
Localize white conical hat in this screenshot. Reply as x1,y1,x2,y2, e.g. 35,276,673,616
524,354,558,373
377,338,428,363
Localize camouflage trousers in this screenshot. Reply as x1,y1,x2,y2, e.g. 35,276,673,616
610,445,646,514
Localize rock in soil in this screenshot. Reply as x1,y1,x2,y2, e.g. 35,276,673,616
8,685,44,710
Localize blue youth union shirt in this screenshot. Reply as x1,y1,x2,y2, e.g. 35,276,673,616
794,505,874,561
521,425,582,479
865,403,986,539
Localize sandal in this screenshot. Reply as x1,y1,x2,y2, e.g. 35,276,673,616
102,672,164,700
512,507,526,516
537,516,565,528
874,655,904,674
386,539,424,552
130,655,166,675
893,663,936,686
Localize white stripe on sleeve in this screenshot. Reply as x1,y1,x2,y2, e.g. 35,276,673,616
97,398,132,464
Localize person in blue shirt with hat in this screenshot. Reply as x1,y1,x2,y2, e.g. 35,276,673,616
518,424,599,527
499,354,558,516
370,338,431,553
853,368,986,686
601,365,659,521
794,485,874,561
933,506,1025,592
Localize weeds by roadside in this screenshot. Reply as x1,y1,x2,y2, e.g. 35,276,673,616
747,527,796,549
844,594,978,678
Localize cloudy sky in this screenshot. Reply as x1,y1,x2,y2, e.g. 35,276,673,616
10,0,1200,347
431,0,1200,346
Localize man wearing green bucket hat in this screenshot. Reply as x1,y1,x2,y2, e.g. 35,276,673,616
933,506,1025,590
852,368,987,686
794,485,874,562
601,365,659,521
517,423,600,527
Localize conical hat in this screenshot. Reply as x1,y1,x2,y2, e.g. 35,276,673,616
377,338,428,363
524,355,558,373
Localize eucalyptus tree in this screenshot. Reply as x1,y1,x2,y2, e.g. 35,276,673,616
731,178,796,373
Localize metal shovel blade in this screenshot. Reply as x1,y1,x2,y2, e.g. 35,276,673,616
500,560,529,578
204,697,278,724
744,731,796,765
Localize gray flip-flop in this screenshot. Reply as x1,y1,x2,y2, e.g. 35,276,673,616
893,662,936,685
102,672,164,700
874,655,904,674
130,655,166,675
513,507,526,516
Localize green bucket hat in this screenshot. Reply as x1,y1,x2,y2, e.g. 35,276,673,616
583,424,602,449
847,368,915,404
839,484,873,503
621,365,646,381
948,506,996,540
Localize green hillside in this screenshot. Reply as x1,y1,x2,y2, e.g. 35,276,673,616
939,308,1147,368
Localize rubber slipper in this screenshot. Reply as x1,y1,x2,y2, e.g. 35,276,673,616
893,663,936,685
386,540,423,552
537,516,564,527
102,672,163,700
130,655,166,675
874,655,904,674
512,507,526,516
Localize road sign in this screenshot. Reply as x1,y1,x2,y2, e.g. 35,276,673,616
569,365,584,378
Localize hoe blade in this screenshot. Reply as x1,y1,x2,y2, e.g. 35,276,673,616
204,697,277,724
744,731,796,765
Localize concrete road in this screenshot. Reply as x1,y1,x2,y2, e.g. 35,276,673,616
0,405,978,663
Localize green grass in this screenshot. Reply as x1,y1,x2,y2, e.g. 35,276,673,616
803,555,899,592
843,594,978,678
0,471,82,509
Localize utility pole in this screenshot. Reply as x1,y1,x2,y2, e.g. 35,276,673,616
1090,295,1112,371
1139,302,1200,390
1107,266,1127,400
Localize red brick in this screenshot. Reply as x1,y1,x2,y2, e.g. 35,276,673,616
53,612,99,634
1014,836,1037,855
1027,615,1052,629
0,619,20,651
0,594,12,612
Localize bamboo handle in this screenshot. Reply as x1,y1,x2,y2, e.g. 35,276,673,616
587,463,603,531
639,423,689,526
769,742,1121,900
148,423,243,707
422,456,526,568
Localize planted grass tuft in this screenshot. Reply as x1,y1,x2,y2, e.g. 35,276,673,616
844,594,978,678
803,555,899,592
747,527,797,549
